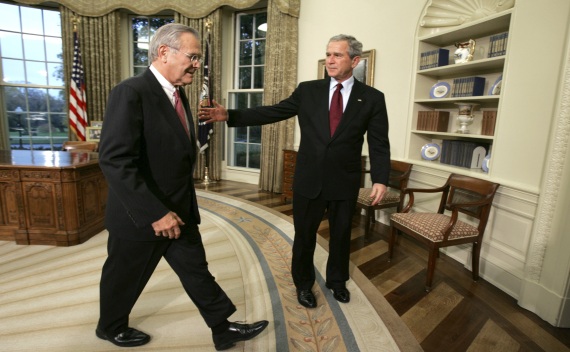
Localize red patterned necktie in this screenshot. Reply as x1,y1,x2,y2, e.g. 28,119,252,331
329,83,343,136
174,89,190,136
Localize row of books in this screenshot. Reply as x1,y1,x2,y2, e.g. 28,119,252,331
451,76,485,97
481,111,497,136
440,140,489,168
416,111,449,132
419,48,449,70
488,32,508,58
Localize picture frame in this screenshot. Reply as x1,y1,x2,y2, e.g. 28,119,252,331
90,120,103,127
318,49,375,86
86,126,101,142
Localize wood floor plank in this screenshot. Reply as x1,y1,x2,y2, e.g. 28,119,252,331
467,319,521,352
401,282,464,342
371,257,424,295
350,240,388,266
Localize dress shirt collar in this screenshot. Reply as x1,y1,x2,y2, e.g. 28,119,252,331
150,64,177,105
329,76,355,93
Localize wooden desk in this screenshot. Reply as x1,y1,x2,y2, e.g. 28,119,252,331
0,150,107,246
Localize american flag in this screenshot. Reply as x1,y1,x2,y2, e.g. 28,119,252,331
69,30,88,141
198,30,213,153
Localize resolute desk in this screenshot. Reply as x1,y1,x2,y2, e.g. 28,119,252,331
0,150,107,246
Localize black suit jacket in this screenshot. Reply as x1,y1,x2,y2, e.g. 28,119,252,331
99,69,200,241
228,78,390,200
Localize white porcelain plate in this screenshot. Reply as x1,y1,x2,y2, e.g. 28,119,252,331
482,154,491,172
430,82,451,99
421,143,441,161
489,75,502,95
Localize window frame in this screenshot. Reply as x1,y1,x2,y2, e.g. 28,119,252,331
226,9,267,172
0,2,66,151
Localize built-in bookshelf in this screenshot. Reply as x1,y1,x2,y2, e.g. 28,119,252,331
408,10,513,175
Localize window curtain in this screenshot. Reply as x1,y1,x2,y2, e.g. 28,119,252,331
60,7,121,133
175,11,223,181
259,0,299,192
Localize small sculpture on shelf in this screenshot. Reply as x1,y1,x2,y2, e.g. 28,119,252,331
454,39,476,64
455,102,479,134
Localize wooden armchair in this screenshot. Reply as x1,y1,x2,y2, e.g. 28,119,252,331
356,160,413,238
62,141,98,152
388,173,499,291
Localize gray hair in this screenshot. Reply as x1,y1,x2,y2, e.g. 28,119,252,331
149,23,200,62
328,34,363,58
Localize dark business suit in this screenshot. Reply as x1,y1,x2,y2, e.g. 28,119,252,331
97,68,235,336
228,77,390,289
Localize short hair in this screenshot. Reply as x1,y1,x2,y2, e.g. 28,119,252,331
328,34,363,58
149,23,200,62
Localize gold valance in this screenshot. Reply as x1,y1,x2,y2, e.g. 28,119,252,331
12,0,300,18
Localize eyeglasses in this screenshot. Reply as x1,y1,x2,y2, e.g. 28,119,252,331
169,46,203,64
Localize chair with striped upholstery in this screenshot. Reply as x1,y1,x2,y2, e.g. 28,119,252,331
388,173,499,291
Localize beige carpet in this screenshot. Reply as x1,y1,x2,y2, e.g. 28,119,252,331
0,190,421,351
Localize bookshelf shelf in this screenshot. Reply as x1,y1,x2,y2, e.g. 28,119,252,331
412,130,495,140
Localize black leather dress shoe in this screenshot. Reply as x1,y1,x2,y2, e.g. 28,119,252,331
96,327,150,347
326,284,350,303
297,289,317,308
213,320,269,351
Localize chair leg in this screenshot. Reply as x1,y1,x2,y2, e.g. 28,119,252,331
425,248,438,292
388,226,397,261
364,208,372,239
472,242,481,281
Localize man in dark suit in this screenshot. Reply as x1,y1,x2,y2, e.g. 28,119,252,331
96,23,268,350
199,34,391,308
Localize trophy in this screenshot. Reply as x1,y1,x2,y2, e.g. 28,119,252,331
455,102,478,134
454,39,476,64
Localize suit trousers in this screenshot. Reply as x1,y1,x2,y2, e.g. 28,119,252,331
291,192,357,290
97,227,236,336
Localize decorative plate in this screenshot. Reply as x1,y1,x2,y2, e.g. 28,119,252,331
489,75,502,95
482,154,491,172
430,82,451,99
421,143,441,161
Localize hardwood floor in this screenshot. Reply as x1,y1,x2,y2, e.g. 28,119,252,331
196,180,570,352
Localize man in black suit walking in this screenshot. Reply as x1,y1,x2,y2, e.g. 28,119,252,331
199,34,391,308
96,23,267,350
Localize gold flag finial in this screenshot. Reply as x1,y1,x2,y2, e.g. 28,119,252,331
204,19,212,32
71,16,80,32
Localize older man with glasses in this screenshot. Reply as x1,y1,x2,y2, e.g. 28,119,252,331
96,23,268,351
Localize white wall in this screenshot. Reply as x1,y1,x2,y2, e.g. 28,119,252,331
296,0,424,158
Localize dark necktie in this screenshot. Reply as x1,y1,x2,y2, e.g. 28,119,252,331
329,83,343,136
174,89,190,136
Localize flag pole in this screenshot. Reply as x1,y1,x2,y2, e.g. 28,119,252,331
197,19,216,185
68,15,88,141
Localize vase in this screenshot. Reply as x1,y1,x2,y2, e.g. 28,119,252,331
455,102,479,134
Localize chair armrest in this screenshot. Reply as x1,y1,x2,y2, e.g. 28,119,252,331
399,185,448,213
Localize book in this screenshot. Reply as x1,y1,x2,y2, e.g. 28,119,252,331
481,111,497,135
419,48,449,70
488,31,508,58
416,111,449,132
439,140,489,168
451,76,485,97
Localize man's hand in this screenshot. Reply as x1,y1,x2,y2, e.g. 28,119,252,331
198,100,228,124
369,183,387,206
152,211,185,239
